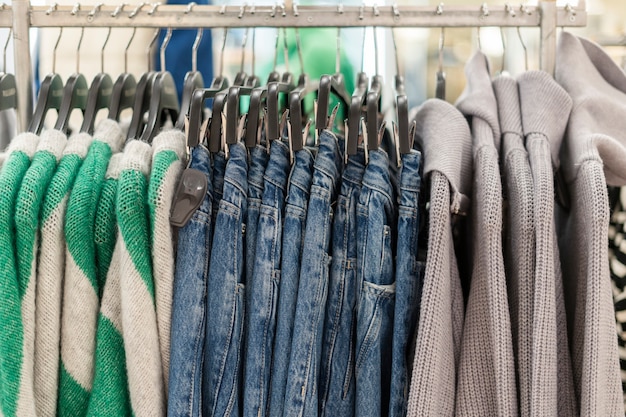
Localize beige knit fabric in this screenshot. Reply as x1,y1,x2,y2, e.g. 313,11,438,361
35,132,93,417
493,75,535,417
555,32,624,416
149,130,186,390
455,52,518,417
518,70,577,417
407,99,472,417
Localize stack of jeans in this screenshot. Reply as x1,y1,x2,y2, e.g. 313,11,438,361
168,129,425,417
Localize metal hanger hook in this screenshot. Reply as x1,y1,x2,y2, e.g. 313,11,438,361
219,28,228,77
52,27,63,74
251,28,256,77
101,27,112,73
436,27,447,73
76,26,85,73
295,28,304,76
147,28,159,71
517,26,528,71
160,27,173,72
391,28,400,77
282,27,289,73
335,26,341,74
240,27,249,74
125,27,137,73
3,28,11,73
192,27,203,73
500,27,506,73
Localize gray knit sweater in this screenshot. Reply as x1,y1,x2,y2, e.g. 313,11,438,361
555,32,624,416
518,70,577,417
407,99,472,417
455,52,518,417
493,75,536,417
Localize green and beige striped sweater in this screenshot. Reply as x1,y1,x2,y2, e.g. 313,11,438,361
118,139,165,416
59,120,124,417
148,130,186,390
36,132,94,417
86,153,133,416
15,130,67,417
0,132,40,417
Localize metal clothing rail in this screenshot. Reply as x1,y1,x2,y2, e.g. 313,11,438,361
0,0,587,132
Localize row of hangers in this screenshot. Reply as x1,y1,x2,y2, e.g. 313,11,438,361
18,2,535,167
28,2,180,143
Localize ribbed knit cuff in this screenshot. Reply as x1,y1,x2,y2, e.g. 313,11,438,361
518,70,572,169
64,133,94,158
94,119,125,153
37,130,67,162
413,99,473,215
152,130,186,161
121,140,152,177
8,132,39,157
105,153,123,180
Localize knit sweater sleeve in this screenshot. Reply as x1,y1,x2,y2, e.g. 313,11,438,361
148,130,186,390
0,132,39,417
35,132,93,417
118,139,165,417
59,119,124,417
87,155,132,417
15,129,67,417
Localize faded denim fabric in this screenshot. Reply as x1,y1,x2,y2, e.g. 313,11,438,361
388,149,424,417
243,140,290,416
212,151,227,225
267,148,315,417
319,149,366,417
283,130,343,417
203,142,248,417
168,145,212,417
355,148,397,417
246,145,270,283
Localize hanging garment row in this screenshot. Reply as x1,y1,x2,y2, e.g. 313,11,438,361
1,17,626,417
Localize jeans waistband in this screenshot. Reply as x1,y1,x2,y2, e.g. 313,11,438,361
263,140,290,192
222,142,249,205
398,149,422,209
314,130,343,189
362,148,394,205
249,145,269,198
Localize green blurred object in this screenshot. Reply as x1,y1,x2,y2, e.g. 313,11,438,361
259,27,356,133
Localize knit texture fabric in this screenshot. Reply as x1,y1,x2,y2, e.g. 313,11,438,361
407,99,471,417
455,52,518,417
148,130,186,391
118,139,165,417
86,153,133,416
608,187,626,411
94,153,123,294
0,132,39,417
15,130,67,417
493,75,535,417
518,70,577,417
36,132,93,417
59,119,124,417
555,32,624,416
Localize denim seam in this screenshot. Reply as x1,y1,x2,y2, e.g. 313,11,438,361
355,296,382,371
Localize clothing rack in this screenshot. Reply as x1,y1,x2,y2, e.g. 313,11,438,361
0,0,587,133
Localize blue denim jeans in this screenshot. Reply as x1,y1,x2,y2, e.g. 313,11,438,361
212,151,227,225
203,142,248,417
168,145,212,417
267,147,315,417
283,130,343,417
355,148,397,417
388,149,424,417
246,145,270,283
243,140,290,416
319,148,366,417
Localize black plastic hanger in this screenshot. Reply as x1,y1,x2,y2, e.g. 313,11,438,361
80,27,113,134
316,26,351,136
365,27,383,152
109,26,138,122
175,20,205,130
346,72,368,157
126,28,161,140
139,28,180,144
390,29,412,156
187,28,230,149
28,27,64,134
0,28,16,111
